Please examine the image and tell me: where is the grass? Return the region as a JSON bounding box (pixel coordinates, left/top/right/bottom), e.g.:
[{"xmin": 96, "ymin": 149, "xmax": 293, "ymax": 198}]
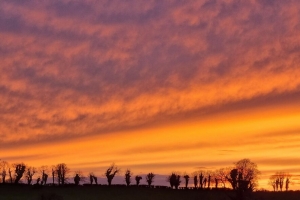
[{"xmin": 0, "ymin": 184, "xmax": 299, "ymax": 200}]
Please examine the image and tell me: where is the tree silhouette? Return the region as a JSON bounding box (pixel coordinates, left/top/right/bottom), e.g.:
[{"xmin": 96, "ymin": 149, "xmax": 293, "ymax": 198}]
[
  {"xmin": 193, "ymin": 175, "xmax": 198, "ymax": 188},
  {"xmin": 39, "ymin": 166, "xmax": 49, "ymax": 185},
  {"xmin": 8, "ymin": 168, "xmax": 13, "ymax": 183},
  {"xmin": 183, "ymin": 174, "xmax": 189, "ymax": 189},
  {"xmin": 146, "ymin": 172, "xmax": 155, "ymax": 187},
  {"xmin": 168, "ymin": 173, "xmax": 181, "ymax": 189},
  {"xmin": 269, "ymin": 172, "xmax": 292, "ymax": 192},
  {"xmin": 51, "ymin": 167, "xmax": 55, "ymax": 185},
  {"xmin": 89, "ymin": 173, "xmax": 94, "ymax": 185},
  {"xmin": 0, "ymin": 160, "xmax": 9, "ymax": 184},
  {"xmin": 208, "ymin": 174, "xmax": 211, "ymax": 189},
  {"xmin": 89, "ymin": 173, "xmax": 98, "ymax": 185},
  {"xmin": 74, "ymin": 171, "xmax": 85, "ymax": 185},
  {"xmin": 105, "ymin": 164, "xmax": 120, "ymax": 186},
  {"xmin": 135, "ymin": 175, "xmax": 142, "ymax": 186},
  {"xmin": 227, "ymin": 169, "xmax": 238, "ymax": 190},
  {"xmin": 125, "ymin": 169, "xmax": 132, "ymax": 186},
  {"xmin": 268, "ymin": 175, "xmax": 277, "ymax": 192},
  {"xmin": 286, "ymin": 176, "xmax": 290, "ymax": 191},
  {"xmin": 74, "ymin": 174, "xmax": 80, "ymax": 186},
  {"xmin": 235, "ymin": 159, "xmax": 260, "ymax": 191},
  {"xmin": 55, "ymin": 163, "xmax": 69, "ymax": 185},
  {"xmin": 215, "ymin": 168, "xmax": 230, "ymax": 188},
  {"xmin": 13, "ymin": 163, "xmax": 26, "ymax": 184},
  {"xmin": 199, "ymin": 173, "xmax": 204, "ymax": 189},
  {"xmin": 25, "ymin": 166, "xmax": 36, "ymax": 185}
]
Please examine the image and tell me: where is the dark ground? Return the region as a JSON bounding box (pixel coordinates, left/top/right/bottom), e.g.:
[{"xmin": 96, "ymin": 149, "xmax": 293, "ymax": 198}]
[{"xmin": 0, "ymin": 184, "xmax": 299, "ymax": 200}]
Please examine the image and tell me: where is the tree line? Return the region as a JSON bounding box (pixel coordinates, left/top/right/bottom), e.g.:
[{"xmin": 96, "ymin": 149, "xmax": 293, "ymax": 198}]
[{"xmin": 0, "ymin": 158, "xmax": 293, "ymax": 191}]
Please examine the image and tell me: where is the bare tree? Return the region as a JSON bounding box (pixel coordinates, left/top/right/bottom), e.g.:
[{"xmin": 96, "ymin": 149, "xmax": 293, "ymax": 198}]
[
  {"xmin": 167, "ymin": 173, "xmax": 181, "ymax": 189},
  {"xmin": 55, "ymin": 163, "xmax": 70, "ymax": 185},
  {"xmin": 89, "ymin": 173, "xmax": 98, "ymax": 185},
  {"xmin": 51, "ymin": 167, "xmax": 55, "ymax": 185},
  {"xmin": 285, "ymin": 175, "xmax": 291, "ymax": 191},
  {"xmin": 199, "ymin": 172, "xmax": 204, "ymax": 189},
  {"xmin": 13, "ymin": 163, "xmax": 26, "ymax": 184},
  {"xmin": 0, "ymin": 160, "xmax": 9, "ymax": 184},
  {"xmin": 124, "ymin": 169, "xmax": 132, "ymax": 186},
  {"xmin": 89, "ymin": 173, "xmax": 94, "ymax": 185},
  {"xmin": 193, "ymin": 175, "xmax": 198, "ymax": 189},
  {"xmin": 105, "ymin": 164, "xmax": 120, "ymax": 186},
  {"xmin": 227, "ymin": 159, "xmax": 260, "ymax": 192},
  {"xmin": 268, "ymin": 175, "xmax": 277, "ymax": 192},
  {"xmin": 183, "ymin": 174, "xmax": 190, "ymax": 189},
  {"xmin": 8, "ymin": 168, "xmax": 13, "ymax": 183},
  {"xmin": 39, "ymin": 165, "xmax": 49, "ymax": 185},
  {"xmin": 135, "ymin": 175, "xmax": 142, "ymax": 186},
  {"xmin": 146, "ymin": 172, "xmax": 155, "ymax": 187},
  {"xmin": 215, "ymin": 168, "xmax": 230, "ymax": 188},
  {"xmin": 25, "ymin": 166, "xmax": 36, "ymax": 185},
  {"xmin": 269, "ymin": 172, "xmax": 292, "ymax": 192}
]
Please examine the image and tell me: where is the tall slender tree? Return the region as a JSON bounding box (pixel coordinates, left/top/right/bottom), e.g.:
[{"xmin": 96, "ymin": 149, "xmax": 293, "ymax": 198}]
[{"xmin": 125, "ymin": 169, "xmax": 132, "ymax": 186}]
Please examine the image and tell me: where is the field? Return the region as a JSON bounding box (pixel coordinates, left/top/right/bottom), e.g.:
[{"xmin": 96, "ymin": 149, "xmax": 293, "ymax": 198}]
[{"xmin": 0, "ymin": 185, "xmax": 299, "ymax": 200}]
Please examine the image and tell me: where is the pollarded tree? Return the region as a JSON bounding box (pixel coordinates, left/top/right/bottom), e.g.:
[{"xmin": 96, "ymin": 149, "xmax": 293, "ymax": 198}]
[
  {"xmin": 168, "ymin": 173, "xmax": 181, "ymax": 189},
  {"xmin": 55, "ymin": 163, "xmax": 70, "ymax": 185},
  {"xmin": 105, "ymin": 164, "xmax": 120, "ymax": 186},
  {"xmin": 135, "ymin": 175, "xmax": 142, "ymax": 186},
  {"xmin": 125, "ymin": 169, "xmax": 132, "ymax": 186},
  {"xmin": 74, "ymin": 170, "xmax": 86, "ymax": 185},
  {"xmin": 285, "ymin": 175, "xmax": 291, "ymax": 191},
  {"xmin": 25, "ymin": 166, "xmax": 36, "ymax": 185},
  {"xmin": 0, "ymin": 160, "xmax": 9, "ymax": 183},
  {"xmin": 89, "ymin": 173, "xmax": 98, "ymax": 185},
  {"xmin": 146, "ymin": 172, "xmax": 155, "ymax": 187},
  {"xmin": 193, "ymin": 175, "xmax": 198, "ymax": 188},
  {"xmin": 39, "ymin": 165, "xmax": 49, "ymax": 185},
  {"xmin": 183, "ymin": 174, "xmax": 190, "ymax": 189},
  {"xmin": 13, "ymin": 163, "xmax": 26, "ymax": 184}
]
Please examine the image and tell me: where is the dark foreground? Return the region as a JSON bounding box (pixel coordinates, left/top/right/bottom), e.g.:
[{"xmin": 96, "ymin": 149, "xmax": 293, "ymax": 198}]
[{"xmin": 0, "ymin": 185, "xmax": 299, "ymax": 200}]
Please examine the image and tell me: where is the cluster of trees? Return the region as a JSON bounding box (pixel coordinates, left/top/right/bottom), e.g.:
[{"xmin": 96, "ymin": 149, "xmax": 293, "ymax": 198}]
[
  {"xmin": 0, "ymin": 158, "xmax": 293, "ymax": 191},
  {"xmin": 268, "ymin": 172, "xmax": 291, "ymax": 192},
  {"xmin": 166, "ymin": 159, "xmax": 261, "ymax": 191},
  {"xmin": 0, "ymin": 161, "xmax": 70, "ymax": 186}
]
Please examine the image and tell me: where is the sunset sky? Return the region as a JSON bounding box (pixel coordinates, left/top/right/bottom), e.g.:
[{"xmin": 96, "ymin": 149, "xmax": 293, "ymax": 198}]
[{"xmin": 1, "ymin": 0, "xmax": 300, "ymax": 189}]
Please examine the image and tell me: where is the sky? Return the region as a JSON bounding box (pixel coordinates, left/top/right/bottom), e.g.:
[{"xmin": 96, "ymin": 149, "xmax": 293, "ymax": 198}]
[{"xmin": 1, "ymin": 0, "xmax": 300, "ymax": 190}]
